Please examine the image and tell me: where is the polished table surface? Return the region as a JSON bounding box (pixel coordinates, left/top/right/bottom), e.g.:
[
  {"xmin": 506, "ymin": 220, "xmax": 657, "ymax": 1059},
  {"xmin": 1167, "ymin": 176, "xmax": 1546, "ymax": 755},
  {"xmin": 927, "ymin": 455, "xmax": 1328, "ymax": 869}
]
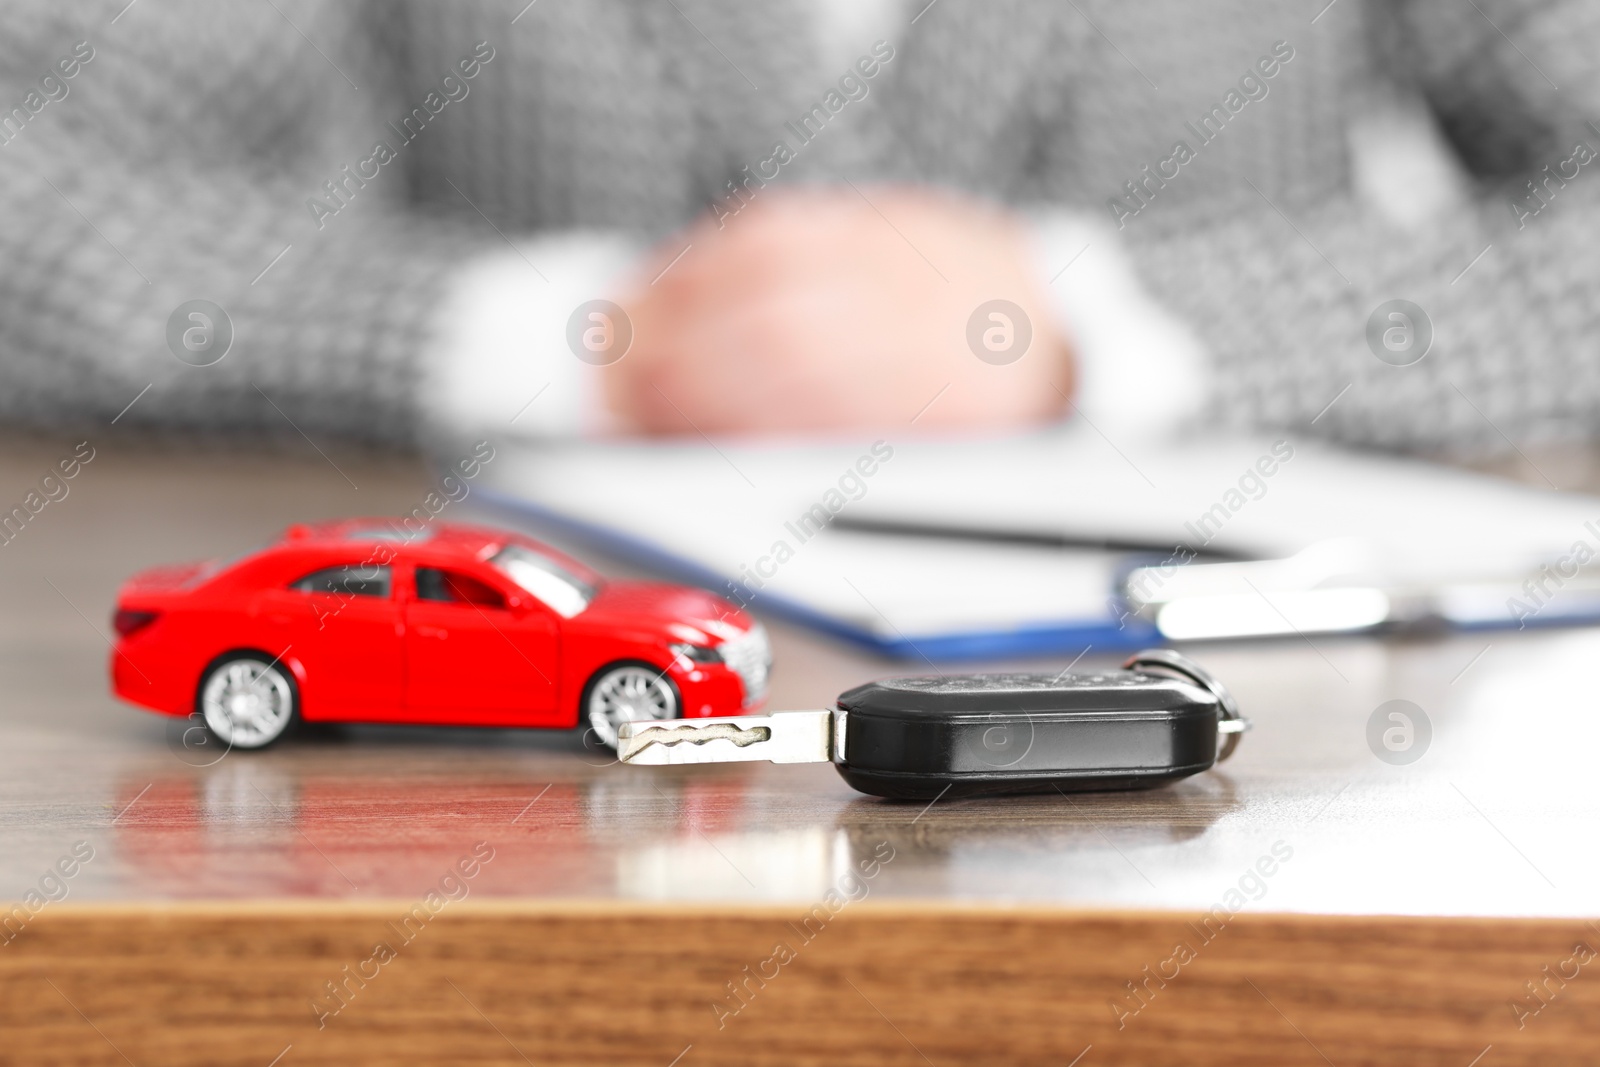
[{"xmin": 3, "ymin": 434, "xmax": 1599, "ymax": 1065}]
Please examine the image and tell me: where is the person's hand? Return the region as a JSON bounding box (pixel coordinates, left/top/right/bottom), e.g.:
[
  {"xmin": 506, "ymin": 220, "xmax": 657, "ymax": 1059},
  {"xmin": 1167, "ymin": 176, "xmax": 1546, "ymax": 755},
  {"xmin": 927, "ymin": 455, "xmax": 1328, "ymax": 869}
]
[{"xmin": 605, "ymin": 186, "xmax": 1074, "ymax": 435}]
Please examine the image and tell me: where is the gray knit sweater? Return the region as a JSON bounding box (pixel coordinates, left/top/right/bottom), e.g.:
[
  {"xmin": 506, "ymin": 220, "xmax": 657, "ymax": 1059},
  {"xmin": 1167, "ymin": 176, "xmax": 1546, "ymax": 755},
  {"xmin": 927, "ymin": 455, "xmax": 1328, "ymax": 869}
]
[{"xmin": 2, "ymin": 0, "xmax": 1596, "ymax": 450}]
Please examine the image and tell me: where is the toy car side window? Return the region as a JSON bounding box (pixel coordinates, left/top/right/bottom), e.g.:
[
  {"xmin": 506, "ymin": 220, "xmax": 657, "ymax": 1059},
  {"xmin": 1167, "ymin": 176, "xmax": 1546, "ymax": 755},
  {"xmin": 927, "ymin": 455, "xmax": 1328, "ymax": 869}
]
[
  {"xmin": 414, "ymin": 567, "xmax": 507, "ymax": 609},
  {"xmin": 290, "ymin": 564, "xmax": 392, "ymax": 599}
]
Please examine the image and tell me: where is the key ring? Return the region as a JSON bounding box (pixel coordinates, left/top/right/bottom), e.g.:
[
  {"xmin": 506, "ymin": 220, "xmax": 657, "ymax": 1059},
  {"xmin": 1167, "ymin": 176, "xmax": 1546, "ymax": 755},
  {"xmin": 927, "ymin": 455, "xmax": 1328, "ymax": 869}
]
[{"xmin": 1123, "ymin": 649, "xmax": 1250, "ymax": 762}]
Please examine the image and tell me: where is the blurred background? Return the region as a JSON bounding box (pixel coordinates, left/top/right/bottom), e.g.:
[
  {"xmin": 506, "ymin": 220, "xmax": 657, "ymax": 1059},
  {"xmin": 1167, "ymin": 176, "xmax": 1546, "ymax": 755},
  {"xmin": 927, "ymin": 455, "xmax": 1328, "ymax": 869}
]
[{"xmin": 3, "ymin": 0, "xmax": 1598, "ymax": 454}]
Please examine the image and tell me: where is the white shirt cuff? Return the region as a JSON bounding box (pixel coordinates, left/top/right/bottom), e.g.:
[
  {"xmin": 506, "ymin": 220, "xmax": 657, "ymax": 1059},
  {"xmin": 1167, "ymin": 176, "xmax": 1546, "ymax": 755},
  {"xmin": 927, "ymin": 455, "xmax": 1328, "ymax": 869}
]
[
  {"xmin": 1026, "ymin": 210, "xmax": 1210, "ymax": 439},
  {"xmin": 420, "ymin": 232, "xmax": 640, "ymax": 440}
]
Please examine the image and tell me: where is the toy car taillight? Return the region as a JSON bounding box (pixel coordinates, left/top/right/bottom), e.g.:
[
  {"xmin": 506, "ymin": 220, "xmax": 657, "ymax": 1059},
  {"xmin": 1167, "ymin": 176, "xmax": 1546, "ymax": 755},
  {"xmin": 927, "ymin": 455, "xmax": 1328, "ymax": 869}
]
[{"xmin": 113, "ymin": 609, "xmax": 160, "ymax": 637}]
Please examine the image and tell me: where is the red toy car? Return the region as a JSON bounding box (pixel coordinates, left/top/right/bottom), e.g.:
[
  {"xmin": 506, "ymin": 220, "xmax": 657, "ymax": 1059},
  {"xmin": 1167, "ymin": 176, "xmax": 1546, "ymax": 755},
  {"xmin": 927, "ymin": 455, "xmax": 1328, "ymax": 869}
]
[{"xmin": 110, "ymin": 519, "xmax": 769, "ymax": 750}]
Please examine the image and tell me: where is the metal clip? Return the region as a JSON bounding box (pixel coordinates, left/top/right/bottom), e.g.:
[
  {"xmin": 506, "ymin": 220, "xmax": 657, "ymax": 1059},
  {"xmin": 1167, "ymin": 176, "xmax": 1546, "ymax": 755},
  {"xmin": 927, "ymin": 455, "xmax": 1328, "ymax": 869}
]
[{"xmin": 1123, "ymin": 648, "xmax": 1251, "ymax": 762}]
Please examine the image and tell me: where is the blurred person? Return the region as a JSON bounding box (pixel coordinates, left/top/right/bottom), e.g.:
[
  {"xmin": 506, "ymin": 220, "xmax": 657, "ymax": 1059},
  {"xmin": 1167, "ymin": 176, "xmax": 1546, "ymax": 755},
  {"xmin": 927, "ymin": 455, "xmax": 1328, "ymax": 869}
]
[{"xmin": 0, "ymin": 0, "xmax": 1595, "ymax": 452}]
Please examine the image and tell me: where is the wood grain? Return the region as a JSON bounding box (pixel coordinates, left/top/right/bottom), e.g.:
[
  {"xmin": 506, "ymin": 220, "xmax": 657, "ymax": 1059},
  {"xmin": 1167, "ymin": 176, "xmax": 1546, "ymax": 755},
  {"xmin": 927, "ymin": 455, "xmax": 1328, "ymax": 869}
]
[{"xmin": 4, "ymin": 904, "xmax": 1599, "ymax": 1065}]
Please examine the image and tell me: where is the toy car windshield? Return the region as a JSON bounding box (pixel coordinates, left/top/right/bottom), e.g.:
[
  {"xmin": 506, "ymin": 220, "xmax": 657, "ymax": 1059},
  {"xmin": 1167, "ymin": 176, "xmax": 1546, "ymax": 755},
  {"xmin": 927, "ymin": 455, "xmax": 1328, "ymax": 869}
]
[{"xmin": 490, "ymin": 543, "xmax": 600, "ymax": 618}]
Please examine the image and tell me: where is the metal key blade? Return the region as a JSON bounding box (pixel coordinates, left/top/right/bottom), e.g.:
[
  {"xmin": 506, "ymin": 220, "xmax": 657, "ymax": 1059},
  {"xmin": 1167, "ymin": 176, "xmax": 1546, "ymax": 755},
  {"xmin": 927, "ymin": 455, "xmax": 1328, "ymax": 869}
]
[{"xmin": 618, "ymin": 710, "xmax": 834, "ymax": 766}]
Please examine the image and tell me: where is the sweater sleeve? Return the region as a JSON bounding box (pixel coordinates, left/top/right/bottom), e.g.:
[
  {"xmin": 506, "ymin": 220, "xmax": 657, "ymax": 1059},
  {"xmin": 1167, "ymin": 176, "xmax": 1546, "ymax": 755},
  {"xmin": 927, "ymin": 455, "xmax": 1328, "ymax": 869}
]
[
  {"xmin": 1115, "ymin": 0, "xmax": 1600, "ymax": 454},
  {"xmin": 0, "ymin": 2, "xmax": 492, "ymax": 446}
]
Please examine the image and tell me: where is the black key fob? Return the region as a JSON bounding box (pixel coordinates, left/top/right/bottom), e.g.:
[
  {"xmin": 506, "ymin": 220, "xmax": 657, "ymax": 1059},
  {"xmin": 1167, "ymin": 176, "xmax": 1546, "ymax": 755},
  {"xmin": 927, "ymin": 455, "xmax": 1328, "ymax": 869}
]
[{"xmin": 834, "ymin": 650, "xmax": 1247, "ymax": 800}]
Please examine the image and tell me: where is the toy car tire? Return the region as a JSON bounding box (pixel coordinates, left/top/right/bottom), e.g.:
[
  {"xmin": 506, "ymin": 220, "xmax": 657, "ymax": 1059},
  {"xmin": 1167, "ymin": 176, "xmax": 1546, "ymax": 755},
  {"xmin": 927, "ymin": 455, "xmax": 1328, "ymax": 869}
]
[
  {"xmin": 197, "ymin": 652, "xmax": 299, "ymax": 751},
  {"xmin": 582, "ymin": 661, "xmax": 680, "ymax": 751}
]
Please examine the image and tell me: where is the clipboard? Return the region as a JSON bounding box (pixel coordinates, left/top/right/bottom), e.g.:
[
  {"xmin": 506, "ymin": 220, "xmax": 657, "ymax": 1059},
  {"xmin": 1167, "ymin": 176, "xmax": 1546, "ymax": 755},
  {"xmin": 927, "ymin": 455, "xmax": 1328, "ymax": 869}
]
[{"xmin": 466, "ymin": 426, "xmax": 1600, "ymax": 659}]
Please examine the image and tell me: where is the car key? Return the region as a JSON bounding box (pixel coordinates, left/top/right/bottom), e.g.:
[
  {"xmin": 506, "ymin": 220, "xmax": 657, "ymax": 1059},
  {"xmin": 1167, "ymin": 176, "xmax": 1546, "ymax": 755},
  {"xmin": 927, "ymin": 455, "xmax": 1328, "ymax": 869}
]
[{"xmin": 618, "ymin": 649, "xmax": 1248, "ymax": 800}]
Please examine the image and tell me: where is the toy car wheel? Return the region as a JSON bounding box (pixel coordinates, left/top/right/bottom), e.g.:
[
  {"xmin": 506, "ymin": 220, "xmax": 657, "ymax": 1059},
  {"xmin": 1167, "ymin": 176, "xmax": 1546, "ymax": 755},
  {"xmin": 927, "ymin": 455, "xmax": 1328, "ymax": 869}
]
[
  {"xmin": 198, "ymin": 654, "xmax": 298, "ymax": 750},
  {"xmin": 585, "ymin": 662, "xmax": 679, "ymax": 751}
]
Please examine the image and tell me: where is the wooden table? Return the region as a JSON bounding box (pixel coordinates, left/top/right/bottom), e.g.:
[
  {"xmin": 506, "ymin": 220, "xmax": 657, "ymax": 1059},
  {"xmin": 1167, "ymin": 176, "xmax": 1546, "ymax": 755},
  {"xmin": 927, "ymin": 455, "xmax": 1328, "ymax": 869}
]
[{"xmin": 1, "ymin": 434, "xmax": 1597, "ymax": 1066}]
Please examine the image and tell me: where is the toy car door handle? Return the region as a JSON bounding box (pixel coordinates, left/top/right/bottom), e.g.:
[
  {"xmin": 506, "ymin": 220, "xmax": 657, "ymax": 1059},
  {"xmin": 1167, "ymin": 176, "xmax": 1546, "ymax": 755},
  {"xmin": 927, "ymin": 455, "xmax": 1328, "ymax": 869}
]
[{"xmin": 415, "ymin": 625, "xmax": 448, "ymax": 639}]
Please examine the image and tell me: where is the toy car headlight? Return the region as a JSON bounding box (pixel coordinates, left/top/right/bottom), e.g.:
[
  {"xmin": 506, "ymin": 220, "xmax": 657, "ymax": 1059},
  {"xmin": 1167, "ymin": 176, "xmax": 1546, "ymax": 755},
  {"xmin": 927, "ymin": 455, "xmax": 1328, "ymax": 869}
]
[{"xmin": 670, "ymin": 642, "xmax": 724, "ymax": 665}]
